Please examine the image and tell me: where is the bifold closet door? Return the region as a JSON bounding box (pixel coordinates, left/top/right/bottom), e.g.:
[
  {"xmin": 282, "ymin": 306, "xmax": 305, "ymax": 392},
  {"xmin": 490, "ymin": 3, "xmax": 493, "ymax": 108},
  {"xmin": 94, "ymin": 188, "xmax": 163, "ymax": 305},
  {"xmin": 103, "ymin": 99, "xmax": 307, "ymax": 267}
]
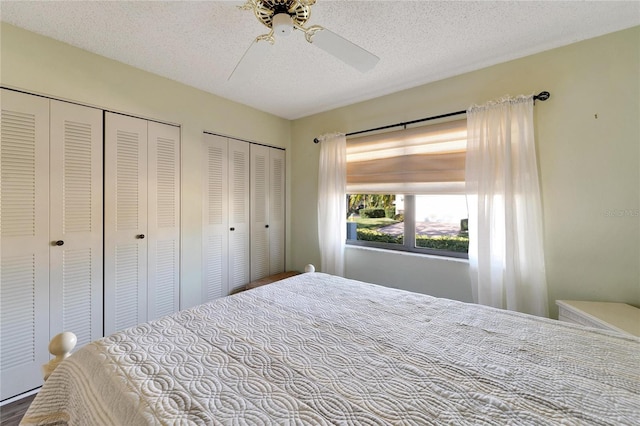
[
  {"xmin": 49, "ymin": 100, "xmax": 103, "ymax": 349},
  {"xmin": 147, "ymin": 122, "xmax": 180, "ymax": 321},
  {"xmin": 268, "ymin": 148, "xmax": 285, "ymax": 275},
  {"xmin": 250, "ymin": 145, "xmax": 270, "ymax": 281},
  {"xmin": 227, "ymin": 139, "xmax": 250, "ymax": 294},
  {"xmin": 105, "ymin": 113, "xmax": 180, "ymax": 333},
  {"xmin": 202, "ymin": 135, "xmax": 250, "ymax": 300},
  {"xmin": 104, "ymin": 113, "xmax": 148, "ymax": 334},
  {"xmin": 250, "ymin": 145, "xmax": 285, "ymax": 281},
  {"xmin": 1, "ymin": 91, "xmax": 103, "ymax": 401},
  {"xmin": 202, "ymin": 134, "xmax": 229, "ymax": 301},
  {"xmin": 0, "ymin": 90, "xmax": 50, "ymax": 400}
]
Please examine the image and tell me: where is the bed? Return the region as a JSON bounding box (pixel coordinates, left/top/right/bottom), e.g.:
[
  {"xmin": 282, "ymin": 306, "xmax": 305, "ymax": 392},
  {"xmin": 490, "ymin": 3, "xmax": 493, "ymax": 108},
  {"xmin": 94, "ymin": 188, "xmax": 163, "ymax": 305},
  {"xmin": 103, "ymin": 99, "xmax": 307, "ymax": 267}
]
[{"xmin": 22, "ymin": 272, "xmax": 640, "ymax": 425}]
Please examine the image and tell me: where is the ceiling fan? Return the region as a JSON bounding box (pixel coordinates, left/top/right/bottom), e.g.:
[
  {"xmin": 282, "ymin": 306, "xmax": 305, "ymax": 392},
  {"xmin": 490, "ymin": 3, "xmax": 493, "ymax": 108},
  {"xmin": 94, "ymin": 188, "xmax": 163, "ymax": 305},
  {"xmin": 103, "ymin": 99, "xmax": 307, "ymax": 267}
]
[{"xmin": 229, "ymin": 0, "xmax": 380, "ymax": 80}]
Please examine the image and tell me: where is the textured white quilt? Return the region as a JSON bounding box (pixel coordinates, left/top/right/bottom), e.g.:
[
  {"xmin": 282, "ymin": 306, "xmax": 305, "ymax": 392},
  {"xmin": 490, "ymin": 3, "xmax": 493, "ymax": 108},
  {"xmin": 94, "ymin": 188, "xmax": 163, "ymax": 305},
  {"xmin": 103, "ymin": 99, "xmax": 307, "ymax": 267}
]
[{"xmin": 22, "ymin": 273, "xmax": 640, "ymax": 425}]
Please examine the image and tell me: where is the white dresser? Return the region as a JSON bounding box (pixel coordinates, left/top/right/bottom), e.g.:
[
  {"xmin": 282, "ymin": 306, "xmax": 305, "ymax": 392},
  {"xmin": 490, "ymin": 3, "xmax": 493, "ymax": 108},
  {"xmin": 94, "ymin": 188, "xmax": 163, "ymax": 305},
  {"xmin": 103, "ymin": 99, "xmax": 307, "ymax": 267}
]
[{"xmin": 556, "ymin": 300, "xmax": 640, "ymax": 337}]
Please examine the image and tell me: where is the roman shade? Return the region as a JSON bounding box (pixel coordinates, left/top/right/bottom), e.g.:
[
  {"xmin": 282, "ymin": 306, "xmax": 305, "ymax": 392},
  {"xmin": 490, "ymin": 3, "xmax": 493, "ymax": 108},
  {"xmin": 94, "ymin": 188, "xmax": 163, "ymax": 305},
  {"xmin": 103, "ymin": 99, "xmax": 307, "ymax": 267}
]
[{"xmin": 346, "ymin": 119, "xmax": 467, "ymax": 194}]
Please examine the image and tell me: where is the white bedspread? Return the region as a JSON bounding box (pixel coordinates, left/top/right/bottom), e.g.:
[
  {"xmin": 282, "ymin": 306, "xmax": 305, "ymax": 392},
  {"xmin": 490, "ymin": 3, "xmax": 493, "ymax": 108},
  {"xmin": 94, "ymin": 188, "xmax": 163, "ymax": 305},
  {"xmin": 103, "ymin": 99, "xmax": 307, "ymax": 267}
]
[{"xmin": 22, "ymin": 273, "xmax": 640, "ymax": 425}]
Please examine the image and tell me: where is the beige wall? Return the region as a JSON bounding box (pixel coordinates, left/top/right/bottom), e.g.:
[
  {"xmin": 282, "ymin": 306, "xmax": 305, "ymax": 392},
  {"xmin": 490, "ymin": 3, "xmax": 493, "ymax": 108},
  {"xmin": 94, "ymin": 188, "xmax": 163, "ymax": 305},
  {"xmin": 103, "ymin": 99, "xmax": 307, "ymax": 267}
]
[
  {"xmin": 290, "ymin": 26, "xmax": 640, "ymax": 317},
  {"xmin": 0, "ymin": 23, "xmax": 292, "ymax": 310}
]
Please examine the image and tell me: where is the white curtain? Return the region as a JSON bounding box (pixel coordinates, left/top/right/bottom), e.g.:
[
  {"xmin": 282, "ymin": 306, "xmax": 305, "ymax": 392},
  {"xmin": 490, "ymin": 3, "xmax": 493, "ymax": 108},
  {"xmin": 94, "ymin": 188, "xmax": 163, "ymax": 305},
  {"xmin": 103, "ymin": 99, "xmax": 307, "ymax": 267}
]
[
  {"xmin": 317, "ymin": 132, "xmax": 346, "ymax": 276},
  {"xmin": 466, "ymin": 95, "xmax": 549, "ymax": 317}
]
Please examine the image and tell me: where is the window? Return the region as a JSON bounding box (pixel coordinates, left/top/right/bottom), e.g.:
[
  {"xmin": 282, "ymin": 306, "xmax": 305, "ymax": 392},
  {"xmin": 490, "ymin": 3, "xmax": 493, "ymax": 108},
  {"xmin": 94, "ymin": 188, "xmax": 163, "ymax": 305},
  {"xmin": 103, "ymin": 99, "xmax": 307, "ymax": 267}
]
[{"xmin": 345, "ymin": 119, "xmax": 468, "ymax": 258}]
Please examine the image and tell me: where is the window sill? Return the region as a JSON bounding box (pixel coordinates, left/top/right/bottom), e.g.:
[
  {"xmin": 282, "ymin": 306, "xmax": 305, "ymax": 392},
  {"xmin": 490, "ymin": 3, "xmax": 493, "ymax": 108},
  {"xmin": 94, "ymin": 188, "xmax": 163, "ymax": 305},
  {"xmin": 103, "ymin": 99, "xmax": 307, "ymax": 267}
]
[{"xmin": 345, "ymin": 244, "xmax": 469, "ymax": 264}]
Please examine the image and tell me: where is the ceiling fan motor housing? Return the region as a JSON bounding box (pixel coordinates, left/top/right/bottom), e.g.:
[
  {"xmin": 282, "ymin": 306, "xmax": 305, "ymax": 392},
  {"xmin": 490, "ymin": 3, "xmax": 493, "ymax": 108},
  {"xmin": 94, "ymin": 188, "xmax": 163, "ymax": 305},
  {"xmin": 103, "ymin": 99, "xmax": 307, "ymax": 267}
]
[
  {"xmin": 272, "ymin": 13, "xmax": 294, "ymax": 36},
  {"xmin": 252, "ymin": 0, "xmax": 314, "ymax": 30}
]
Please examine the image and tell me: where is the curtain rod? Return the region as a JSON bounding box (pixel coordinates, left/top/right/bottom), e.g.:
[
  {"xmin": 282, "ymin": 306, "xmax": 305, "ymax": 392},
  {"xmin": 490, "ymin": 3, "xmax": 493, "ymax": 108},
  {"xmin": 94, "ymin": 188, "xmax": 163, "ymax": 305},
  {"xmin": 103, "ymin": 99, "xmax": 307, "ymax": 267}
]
[{"xmin": 313, "ymin": 91, "xmax": 550, "ymax": 143}]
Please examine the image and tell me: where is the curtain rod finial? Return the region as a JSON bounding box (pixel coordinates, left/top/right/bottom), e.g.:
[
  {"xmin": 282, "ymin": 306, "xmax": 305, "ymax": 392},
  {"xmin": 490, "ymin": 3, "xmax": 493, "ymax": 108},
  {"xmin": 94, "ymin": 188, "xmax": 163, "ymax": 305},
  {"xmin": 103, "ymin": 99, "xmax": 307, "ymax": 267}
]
[
  {"xmin": 313, "ymin": 137, "xmax": 320, "ymax": 144},
  {"xmin": 535, "ymin": 91, "xmax": 550, "ymax": 101}
]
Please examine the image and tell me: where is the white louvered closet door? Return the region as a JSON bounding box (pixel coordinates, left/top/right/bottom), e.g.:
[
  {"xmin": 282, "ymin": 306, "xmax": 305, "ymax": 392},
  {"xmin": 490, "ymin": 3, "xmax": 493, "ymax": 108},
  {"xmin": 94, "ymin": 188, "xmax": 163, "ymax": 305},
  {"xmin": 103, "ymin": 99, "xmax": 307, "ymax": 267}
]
[
  {"xmin": 202, "ymin": 134, "xmax": 229, "ymax": 301},
  {"xmin": 104, "ymin": 112, "xmax": 148, "ymax": 335},
  {"xmin": 250, "ymin": 144, "xmax": 270, "ymax": 281},
  {"xmin": 49, "ymin": 100, "xmax": 103, "ymax": 349},
  {"xmin": 147, "ymin": 122, "xmax": 180, "ymax": 321},
  {"xmin": 250, "ymin": 145, "xmax": 285, "ymax": 281},
  {"xmin": 269, "ymin": 148, "xmax": 286, "ymax": 275},
  {"xmin": 228, "ymin": 139, "xmax": 250, "ymax": 294},
  {"xmin": 0, "ymin": 90, "xmax": 50, "ymax": 400}
]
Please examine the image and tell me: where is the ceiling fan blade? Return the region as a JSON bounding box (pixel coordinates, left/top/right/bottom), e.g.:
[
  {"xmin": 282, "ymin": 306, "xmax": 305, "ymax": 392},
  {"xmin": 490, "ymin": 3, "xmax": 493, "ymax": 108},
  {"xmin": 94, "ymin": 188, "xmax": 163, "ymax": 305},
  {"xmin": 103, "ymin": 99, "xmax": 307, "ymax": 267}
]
[
  {"xmin": 309, "ymin": 28, "xmax": 379, "ymax": 73},
  {"xmin": 228, "ymin": 38, "xmax": 271, "ymax": 81}
]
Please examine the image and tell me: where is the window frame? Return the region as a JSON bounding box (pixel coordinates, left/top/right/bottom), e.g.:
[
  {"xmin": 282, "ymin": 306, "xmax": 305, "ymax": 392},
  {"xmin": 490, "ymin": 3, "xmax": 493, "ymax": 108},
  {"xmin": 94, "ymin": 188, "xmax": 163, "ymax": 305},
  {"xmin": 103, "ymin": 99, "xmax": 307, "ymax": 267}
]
[{"xmin": 345, "ymin": 194, "xmax": 469, "ymax": 259}]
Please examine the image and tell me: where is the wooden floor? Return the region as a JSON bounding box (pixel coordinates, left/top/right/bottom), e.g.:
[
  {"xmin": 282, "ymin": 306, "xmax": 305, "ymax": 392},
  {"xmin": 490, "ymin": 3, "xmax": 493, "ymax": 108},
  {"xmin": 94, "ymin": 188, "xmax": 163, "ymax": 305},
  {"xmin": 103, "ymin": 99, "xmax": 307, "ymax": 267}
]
[{"xmin": 1, "ymin": 394, "xmax": 36, "ymax": 426}]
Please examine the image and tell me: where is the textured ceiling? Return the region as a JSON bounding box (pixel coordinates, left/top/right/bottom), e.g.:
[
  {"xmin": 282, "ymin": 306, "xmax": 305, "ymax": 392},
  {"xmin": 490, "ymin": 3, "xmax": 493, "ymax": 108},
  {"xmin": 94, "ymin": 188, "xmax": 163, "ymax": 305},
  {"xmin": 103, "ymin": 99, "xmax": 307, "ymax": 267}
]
[{"xmin": 1, "ymin": 1, "xmax": 639, "ymax": 120}]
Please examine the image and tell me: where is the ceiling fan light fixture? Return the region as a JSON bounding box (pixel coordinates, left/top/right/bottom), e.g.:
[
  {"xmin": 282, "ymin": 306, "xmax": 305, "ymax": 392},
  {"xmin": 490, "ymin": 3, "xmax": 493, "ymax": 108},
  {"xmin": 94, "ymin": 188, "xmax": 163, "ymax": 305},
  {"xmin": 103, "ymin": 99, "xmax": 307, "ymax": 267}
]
[{"xmin": 272, "ymin": 13, "xmax": 293, "ymax": 36}]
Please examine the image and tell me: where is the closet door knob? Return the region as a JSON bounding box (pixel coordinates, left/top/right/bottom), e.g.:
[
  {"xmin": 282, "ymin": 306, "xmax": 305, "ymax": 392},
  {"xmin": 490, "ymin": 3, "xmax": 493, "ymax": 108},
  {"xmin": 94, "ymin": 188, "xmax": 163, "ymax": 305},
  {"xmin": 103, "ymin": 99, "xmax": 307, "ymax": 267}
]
[
  {"xmin": 265, "ymin": 225, "xmax": 269, "ymax": 228},
  {"xmin": 230, "ymin": 227, "xmax": 235, "ymax": 231},
  {"xmin": 136, "ymin": 234, "xmax": 145, "ymax": 239},
  {"xmin": 54, "ymin": 240, "xmax": 64, "ymax": 246}
]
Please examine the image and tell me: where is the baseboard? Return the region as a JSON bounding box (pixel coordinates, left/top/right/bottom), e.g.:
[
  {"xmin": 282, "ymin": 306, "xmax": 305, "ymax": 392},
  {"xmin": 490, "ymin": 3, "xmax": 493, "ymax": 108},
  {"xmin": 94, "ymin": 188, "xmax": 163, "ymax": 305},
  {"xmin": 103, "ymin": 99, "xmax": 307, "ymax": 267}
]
[{"xmin": 1, "ymin": 388, "xmax": 40, "ymax": 407}]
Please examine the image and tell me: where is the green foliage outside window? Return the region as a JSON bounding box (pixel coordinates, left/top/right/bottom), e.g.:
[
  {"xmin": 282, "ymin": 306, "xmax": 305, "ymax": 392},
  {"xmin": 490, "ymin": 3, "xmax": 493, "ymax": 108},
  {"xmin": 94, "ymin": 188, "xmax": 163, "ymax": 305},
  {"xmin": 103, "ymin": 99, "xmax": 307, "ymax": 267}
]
[
  {"xmin": 359, "ymin": 208, "xmax": 386, "ymax": 218},
  {"xmin": 356, "ymin": 228, "xmax": 469, "ymax": 253}
]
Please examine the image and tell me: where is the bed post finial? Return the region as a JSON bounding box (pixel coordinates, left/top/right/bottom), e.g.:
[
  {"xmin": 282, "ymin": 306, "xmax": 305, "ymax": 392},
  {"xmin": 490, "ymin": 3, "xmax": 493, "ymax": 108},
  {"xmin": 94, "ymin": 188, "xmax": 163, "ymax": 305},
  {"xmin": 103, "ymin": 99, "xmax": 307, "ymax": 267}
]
[
  {"xmin": 304, "ymin": 264, "xmax": 315, "ymax": 273},
  {"xmin": 43, "ymin": 332, "xmax": 77, "ymax": 381}
]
